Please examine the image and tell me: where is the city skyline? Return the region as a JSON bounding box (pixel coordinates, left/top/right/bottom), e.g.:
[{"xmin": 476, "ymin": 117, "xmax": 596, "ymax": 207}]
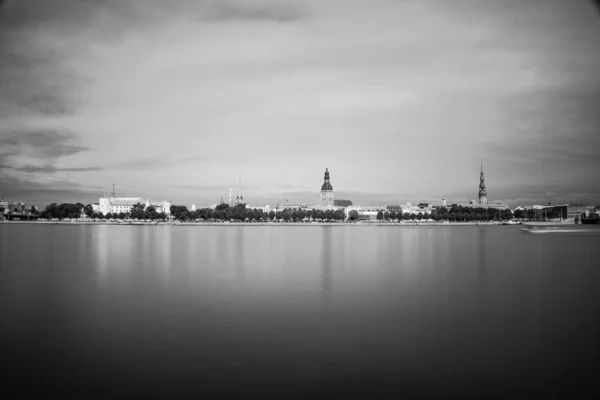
[{"xmin": 1, "ymin": 0, "xmax": 599, "ymax": 208}]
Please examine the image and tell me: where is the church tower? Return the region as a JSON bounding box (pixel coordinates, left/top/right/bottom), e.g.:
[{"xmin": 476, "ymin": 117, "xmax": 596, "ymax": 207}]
[
  {"xmin": 478, "ymin": 161, "xmax": 487, "ymax": 205},
  {"xmin": 320, "ymin": 167, "xmax": 334, "ymax": 206}
]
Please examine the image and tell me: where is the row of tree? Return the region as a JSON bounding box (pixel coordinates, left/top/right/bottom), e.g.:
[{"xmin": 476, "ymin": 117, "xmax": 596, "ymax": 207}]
[
  {"xmin": 174, "ymin": 204, "xmax": 347, "ymax": 222},
  {"xmin": 29, "ymin": 202, "xmax": 519, "ymax": 222},
  {"xmin": 1, "ymin": 206, "xmax": 38, "ymax": 215},
  {"xmin": 40, "ymin": 203, "xmax": 83, "ymax": 219},
  {"xmin": 366, "ymin": 206, "xmax": 514, "ymax": 222}
]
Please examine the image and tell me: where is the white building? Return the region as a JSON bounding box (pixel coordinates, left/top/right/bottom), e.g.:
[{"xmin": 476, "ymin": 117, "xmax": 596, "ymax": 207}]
[
  {"xmin": 93, "ymin": 191, "xmax": 171, "ymax": 215},
  {"xmin": 247, "ymin": 204, "xmax": 272, "ymax": 213},
  {"xmin": 345, "ymin": 205, "xmax": 387, "ymax": 219}
]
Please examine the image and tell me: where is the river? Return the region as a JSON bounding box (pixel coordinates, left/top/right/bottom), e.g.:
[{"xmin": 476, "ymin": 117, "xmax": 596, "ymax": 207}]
[{"xmin": 1, "ymin": 224, "xmax": 599, "ymax": 398}]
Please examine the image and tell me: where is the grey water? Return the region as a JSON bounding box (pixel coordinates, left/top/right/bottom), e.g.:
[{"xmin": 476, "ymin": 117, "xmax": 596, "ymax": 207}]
[{"xmin": 1, "ymin": 224, "xmax": 599, "ymax": 398}]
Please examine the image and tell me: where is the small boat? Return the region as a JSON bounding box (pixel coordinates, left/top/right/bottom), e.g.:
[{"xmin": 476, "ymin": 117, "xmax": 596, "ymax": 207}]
[
  {"xmin": 501, "ymin": 221, "xmax": 522, "ymax": 225},
  {"xmin": 522, "ymin": 225, "xmax": 600, "ymax": 234}
]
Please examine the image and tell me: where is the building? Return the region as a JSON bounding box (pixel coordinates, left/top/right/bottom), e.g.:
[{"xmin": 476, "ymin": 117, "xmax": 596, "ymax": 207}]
[
  {"xmin": 320, "ymin": 167, "xmax": 334, "ymax": 206},
  {"xmin": 539, "ymin": 203, "xmax": 587, "ymax": 220},
  {"xmin": 235, "ymin": 172, "xmax": 245, "ymax": 206},
  {"xmin": 345, "ymin": 204, "xmax": 387, "ymax": 220},
  {"xmin": 385, "ymin": 204, "xmax": 403, "ymax": 212},
  {"xmin": 247, "ymin": 204, "xmax": 272, "ymax": 213},
  {"xmin": 404, "ymin": 203, "xmax": 432, "ymax": 215},
  {"xmin": 4, "ymin": 201, "xmax": 27, "ymax": 213},
  {"xmin": 334, "ymin": 199, "xmax": 353, "ymax": 207},
  {"xmin": 436, "ymin": 163, "xmax": 507, "ymax": 211},
  {"xmin": 478, "ymin": 161, "xmax": 487, "ymax": 205},
  {"xmin": 93, "ymin": 188, "xmax": 171, "ymax": 215},
  {"xmin": 275, "ymin": 199, "xmax": 309, "ymax": 212}
]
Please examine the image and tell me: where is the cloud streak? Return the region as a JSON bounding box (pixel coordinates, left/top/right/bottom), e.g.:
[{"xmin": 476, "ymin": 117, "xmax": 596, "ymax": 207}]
[{"xmin": 1, "ymin": 0, "xmax": 599, "ymax": 207}]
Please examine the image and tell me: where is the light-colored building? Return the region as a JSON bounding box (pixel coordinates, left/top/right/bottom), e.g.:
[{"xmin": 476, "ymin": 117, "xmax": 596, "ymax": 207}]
[
  {"xmin": 345, "ymin": 204, "xmax": 387, "ymax": 220},
  {"xmin": 247, "ymin": 204, "xmax": 272, "ymax": 213},
  {"xmin": 93, "ymin": 190, "xmax": 171, "ymax": 215}
]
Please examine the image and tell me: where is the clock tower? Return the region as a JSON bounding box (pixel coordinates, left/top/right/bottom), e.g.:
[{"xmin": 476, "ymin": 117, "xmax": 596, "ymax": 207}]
[{"xmin": 320, "ymin": 167, "xmax": 334, "ymax": 206}]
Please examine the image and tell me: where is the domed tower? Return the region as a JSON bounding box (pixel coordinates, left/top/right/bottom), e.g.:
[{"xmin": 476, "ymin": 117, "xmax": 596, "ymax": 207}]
[
  {"xmin": 478, "ymin": 161, "xmax": 487, "ymax": 205},
  {"xmin": 320, "ymin": 167, "xmax": 334, "ymax": 206}
]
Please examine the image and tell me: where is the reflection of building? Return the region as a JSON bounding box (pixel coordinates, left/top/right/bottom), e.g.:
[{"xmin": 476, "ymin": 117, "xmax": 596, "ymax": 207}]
[{"xmin": 320, "ymin": 168, "xmax": 334, "ymax": 206}]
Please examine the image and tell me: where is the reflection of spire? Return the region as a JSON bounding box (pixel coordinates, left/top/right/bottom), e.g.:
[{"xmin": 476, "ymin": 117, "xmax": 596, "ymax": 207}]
[{"xmin": 321, "ymin": 227, "xmax": 333, "ymax": 308}]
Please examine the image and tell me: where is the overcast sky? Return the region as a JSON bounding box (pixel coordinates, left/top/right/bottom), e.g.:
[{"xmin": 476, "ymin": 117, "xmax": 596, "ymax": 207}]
[{"xmin": 1, "ymin": 0, "xmax": 599, "ymax": 208}]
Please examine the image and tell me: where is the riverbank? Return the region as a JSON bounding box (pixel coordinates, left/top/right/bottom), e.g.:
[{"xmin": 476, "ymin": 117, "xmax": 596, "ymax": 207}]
[{"xmin": 1, "ymin": 220, "xmax": 510, "ymax": 226}]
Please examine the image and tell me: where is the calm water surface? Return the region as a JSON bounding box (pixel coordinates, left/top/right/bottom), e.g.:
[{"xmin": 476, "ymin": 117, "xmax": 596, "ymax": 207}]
[{"xmin": 1, "ymin": 224, "xmax": 599, "ymax": 398}]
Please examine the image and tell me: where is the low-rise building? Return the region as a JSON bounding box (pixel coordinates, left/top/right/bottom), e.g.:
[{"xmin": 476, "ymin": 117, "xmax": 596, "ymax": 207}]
[
  {"xmin": 92, "ymin": 191, "xmax": 171, "ymax": 215},
  {"xmin": 247, "ymin": 204, "xmax": 272, "ymax": 213}
]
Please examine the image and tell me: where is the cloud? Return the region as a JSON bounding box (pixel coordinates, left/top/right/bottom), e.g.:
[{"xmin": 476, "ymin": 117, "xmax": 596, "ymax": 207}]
[
  {"xmin": 1, "ymin": 0, "xmax": 599, "ymax": 208},
  {"xmin": 114, "ymin": 155, "xmax": 204, "ymax": 170},
  {"xmin": 198, "ymin": 1, "xmax": 305, "ymax": 23},
  {"xmin": 0, "ymin": 173, "xmax": 103, "ymax": 205},
  {"xmin": 0, "ymin": 164, "xmax": 103, "ymax": 173},
  {"xmin": 0, "ymin": 128, "xmax": 89, "ymax": 159},
  {"xmin": 0, "ymin": 128, "xmax": 95, "ymax": 175}
]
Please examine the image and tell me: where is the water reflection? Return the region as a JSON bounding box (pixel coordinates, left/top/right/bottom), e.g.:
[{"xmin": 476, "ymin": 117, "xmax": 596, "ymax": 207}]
[
  {"xmin": 233, "ymin": 227, "xmax": 246, "ymax": 287},
  {"xmin": 2, "ymin": 224, "xmax": 600, "ymax": 398},
  {"xmin": 321, "ymin": 227, "xmax": 333, "ymax": 307},
  {"xmin": 477, "ymin": 227, "xmax": 487, "ymax": 306},
  {"xmin": 96, "ymin": 225, "xmax": 109, "ymax": 284}
]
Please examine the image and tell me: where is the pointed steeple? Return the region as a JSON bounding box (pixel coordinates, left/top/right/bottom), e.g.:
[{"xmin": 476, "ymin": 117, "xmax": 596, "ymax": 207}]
[
  {"xmin": 478, "ymin": 161, "xmax": 487, "ymax": 204},
  {"xmin": 321, "ymin": 167, "xmax": 332, "ymax": 191},
  {"xmin": 238, "ymin": 171, "xmax": 243, "ymax": 202}
]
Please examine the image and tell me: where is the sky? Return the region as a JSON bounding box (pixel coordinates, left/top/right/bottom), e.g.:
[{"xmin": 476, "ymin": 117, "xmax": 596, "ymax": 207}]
[{"xmin": 1, "ymin": 0, "xmax": 599, "ymax": 208}]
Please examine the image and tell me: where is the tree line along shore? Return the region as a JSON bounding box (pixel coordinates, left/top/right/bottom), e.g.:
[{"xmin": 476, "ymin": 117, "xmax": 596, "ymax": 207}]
[{"xmin": 0, "ymin": 201, "xmax": 529, "ymax": 223}]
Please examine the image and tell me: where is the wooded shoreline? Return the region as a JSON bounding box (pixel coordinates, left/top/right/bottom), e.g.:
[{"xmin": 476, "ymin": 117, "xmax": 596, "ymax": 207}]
[{"xmin": 1, "ymin": 220, "xmax": 558, "ymax": 226}]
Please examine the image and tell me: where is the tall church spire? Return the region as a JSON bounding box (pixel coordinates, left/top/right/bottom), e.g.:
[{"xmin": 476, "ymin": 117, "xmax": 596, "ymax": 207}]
[
  {"xmin": 320, "ymin": 167, "xmax": 334, "ymax": 206},
  {"xmin": 478, "ymin": 161, "xmax": 487, "ymax": 205}
]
